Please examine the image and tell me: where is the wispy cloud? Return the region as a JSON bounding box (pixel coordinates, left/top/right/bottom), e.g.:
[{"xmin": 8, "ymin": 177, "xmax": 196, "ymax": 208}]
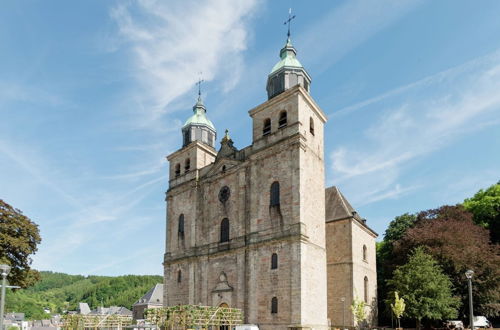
[
  {"xmin": 299, "ymin": 0, "xmax": 423, "ymax": 73},
  {"xmin": 110, "ymin": 0, "xmax": 260, "ymax": 130},
  {"xmin": 330, "ymin": 50, "xmax": 500, "ymax": 205}
]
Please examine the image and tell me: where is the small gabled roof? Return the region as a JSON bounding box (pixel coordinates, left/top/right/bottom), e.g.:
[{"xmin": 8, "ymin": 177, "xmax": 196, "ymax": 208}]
[
  {"xmin": 325, "ymin": 186, "xmax": 362, "ymax": 222},
  {"xmin": 133, "ymin": 283, "xmax": 164, "ymax": 306},
  {"xmin": 325, "ymin": 186, "xmax": 378, "ymax": 237}
]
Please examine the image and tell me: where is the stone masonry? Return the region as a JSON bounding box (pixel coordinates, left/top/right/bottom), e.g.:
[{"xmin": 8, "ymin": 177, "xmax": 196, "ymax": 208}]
[{"xmin": 163, "ymin": 37, "xmax": 377, "ymax": 330}]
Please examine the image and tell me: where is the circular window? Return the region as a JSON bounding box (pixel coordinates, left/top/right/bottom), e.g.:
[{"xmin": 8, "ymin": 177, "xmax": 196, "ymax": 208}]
[{"xmin": 218, "ymin": 186, "xmax": 230, "ymax": 203}]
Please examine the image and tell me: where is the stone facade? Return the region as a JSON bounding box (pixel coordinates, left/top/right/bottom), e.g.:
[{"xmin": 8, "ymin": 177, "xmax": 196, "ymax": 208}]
[
  {"xmin": 163, "ymin": 38, "xmax": 377, "ymax": 330},
  {"xmin": 325, "ymin": 187, "xmax": 378, "ymax": 327}
]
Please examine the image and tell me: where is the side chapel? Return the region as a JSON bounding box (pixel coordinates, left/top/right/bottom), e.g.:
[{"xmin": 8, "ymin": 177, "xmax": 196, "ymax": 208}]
[{"xmin": 163, "ymin": 28, "xmax": 377, "ymax": 330}]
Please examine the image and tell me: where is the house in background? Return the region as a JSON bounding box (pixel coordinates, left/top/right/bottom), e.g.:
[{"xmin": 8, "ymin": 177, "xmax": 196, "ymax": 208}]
[{"xmin": 132, "ymin": 283, "xmax": 164, "ymax": 320}]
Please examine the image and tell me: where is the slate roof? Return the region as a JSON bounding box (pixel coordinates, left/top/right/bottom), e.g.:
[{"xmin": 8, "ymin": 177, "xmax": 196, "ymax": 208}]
[
  {"xmin": 133, "ymin": 283, "xmax": 164, "ymax": 306},
  {"xmin": 325, "ymin": 186, "xmax": 378, "ymax": 236},
  {"xmin": 90, "ymin": 306, "xmax": 132, "ymax": 316}
]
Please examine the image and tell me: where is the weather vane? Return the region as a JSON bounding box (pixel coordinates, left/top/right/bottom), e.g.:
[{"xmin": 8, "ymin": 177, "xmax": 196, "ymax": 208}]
[
  {"xmin": 196, "ymin": 72, "xmax": 204, "ymax": 97},
  {"xmin": 284, "ymin": 8, "xmax": 296, "ymax": 38}
]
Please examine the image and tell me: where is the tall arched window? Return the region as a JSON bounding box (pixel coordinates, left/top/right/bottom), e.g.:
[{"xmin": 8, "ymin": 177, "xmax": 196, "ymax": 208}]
[
  {"xmin": 363, "ymin": 245, "xmax": 367, "ymax": 261},
  {"xmin": 278, "ymin": 111, "xmax": 287, "ymax": 128},
  {"xmin": 270, "ymin": 182, "xmax": 280, "ymax": 206},
  {"xmin": 220, "ymin": 218, "xmax": 230, "ymax": 243},
  {"xmin": 271, "ymin": 253, "xmax": 278, "ymax": 269},
  {"xmin": 364, "ymin": 276, "xmax": 369, "ymax": 303},
  {"xmin": 178, "ymin": 214, "xmax": 185, "ymax": 239},
  {"xmin": 271, "ymin": 297, "xmax": 278, "ymax": 314},
  {"xmin": 263, "ymin": 118, "xmax": 271, "ymax": 136},
  {"xmin": 177, "ymin": 270, "xmax": 182, "ymax": 283},
  {"xmin": 184, "ymin": 158, "xmax": 191, "ymax": 172},
  {"xmin": 310, "ymin": 117, "xmax": 315, "ymax": 135},
  {"xmin": 174, "ymin": 164, "xmax": 181, "ymax": 177}
]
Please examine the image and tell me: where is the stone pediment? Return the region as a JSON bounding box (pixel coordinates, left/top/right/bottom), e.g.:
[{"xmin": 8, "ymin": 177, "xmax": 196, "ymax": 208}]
[
  {"xmin": 212, "ymin": 272, "xmax": 233, "ymax": 293},
  {"xmin": 205, "ymin": 158, "xmax": 241, "ymax": 178}
]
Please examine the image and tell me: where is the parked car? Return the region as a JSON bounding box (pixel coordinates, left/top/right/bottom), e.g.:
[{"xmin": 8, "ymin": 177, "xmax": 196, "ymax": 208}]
[
  {"xmin": 445, "ymin": 320, "xmax": 464, "ymax": 330},
  {"xmin": 473, "ymin": 316, "xmax": 492, "ymax": 328}
]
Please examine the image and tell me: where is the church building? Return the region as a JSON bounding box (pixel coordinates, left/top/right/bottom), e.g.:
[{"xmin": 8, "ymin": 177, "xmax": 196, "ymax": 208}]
[{"xmin": 163, "ymin": 31, "xmax": 377, "ymax": 330}]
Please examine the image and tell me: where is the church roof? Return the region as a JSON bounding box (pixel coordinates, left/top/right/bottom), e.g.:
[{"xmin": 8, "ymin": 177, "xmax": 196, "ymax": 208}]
[
  {"xmin": 133, "ymin": 283, "xmax": 164, "ymax": 306},
  {"xmin": 183, "ymin": 96, "xmax": 216, "ymax": 131},
  {"xmin": 325, "ymin": 186, "xmax": 378, "ymax": 236},
  {"xmin": 325, "ymin": 186, "xmax": 361, "ymax": 222},
  {"xmin": 269, "ymin": 38, "xmax": 304, "ymax": 74}
]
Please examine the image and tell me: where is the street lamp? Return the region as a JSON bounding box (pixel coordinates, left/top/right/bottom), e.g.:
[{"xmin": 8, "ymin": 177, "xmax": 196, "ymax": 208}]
[
  {"xmin": 465, "ymin": 270, "xmax": 474, "ymax": 330},
  {"xmin": 340, "ymin": 297, "xmax": 346, "ymax": 329},
  {"xmin": 0, "ymin": 264, "xmax": 11, "ymax": 330}
]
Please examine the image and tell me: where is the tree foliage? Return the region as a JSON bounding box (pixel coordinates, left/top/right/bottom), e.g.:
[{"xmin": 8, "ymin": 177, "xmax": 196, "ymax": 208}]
[
  {"xmin": 0, "ymin": 199, "xmax": 41, "ymax": 288},
  {"xmin": 394, "ymin": 205, "xmax": 500, "ymax": 317},
  {"xmin": 6, "ymin": 271, "xmax": 163, "ymax": 319},
  {"xmin": 463, "ymin": 182, "xmax": 500, "ymax": 243},
  {"xmin": 351, "ymin": 296, "xmax": 367, "ymax": 329},
  {"xmin": 391, "ymin": 291, "xmax": 405, "ymax": 328},
  {"xmin": 387, "ymin": 247, "xmax": 459, "ymax": 329},
  {"xmin": 383, "ymin": 213, "xmax": 417, "ymax": 243},
  {"xmin": 377, "ymin": 183, "xmax": 500, "ymax": 325}
]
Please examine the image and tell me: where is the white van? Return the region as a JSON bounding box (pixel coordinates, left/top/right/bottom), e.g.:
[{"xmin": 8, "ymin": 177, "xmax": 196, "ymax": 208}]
[
  {"xmin": 234, "ymin": 325, "xmax": 259, "ymax": 330},
  {"xmin": 473, "ymin": 316, "xmax": 492, "ymax": 328}
]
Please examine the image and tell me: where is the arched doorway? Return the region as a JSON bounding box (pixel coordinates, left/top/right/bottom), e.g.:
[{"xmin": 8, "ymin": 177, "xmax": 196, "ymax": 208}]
[{"xmin": 219, "ymin": 303, "xmax": 229, "ymax": 330}]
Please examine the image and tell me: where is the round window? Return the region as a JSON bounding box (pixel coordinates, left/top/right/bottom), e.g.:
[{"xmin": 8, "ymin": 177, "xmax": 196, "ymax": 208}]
[{"xmin": 218, "ymin": 186, "xmax": 230, "ymax": 203}]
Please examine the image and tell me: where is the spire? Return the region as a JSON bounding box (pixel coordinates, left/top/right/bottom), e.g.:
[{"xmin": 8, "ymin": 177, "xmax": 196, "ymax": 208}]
[
  {"xmin": 181, "ymin": 80, "xmax": 216, "ymax": 148},
  {"xmin": 266, "ymin": 9, "xmax": 311, "ymax": 99}
]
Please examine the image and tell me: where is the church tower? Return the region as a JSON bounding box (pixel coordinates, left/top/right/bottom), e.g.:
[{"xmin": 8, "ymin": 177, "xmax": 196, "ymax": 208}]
[
  {"xmin": 166, "ymin": 92, "xmax": 217, "ymax": 189},
  {"xmin": 163, "ymin": 13, "xmax": 341, "ymax": 330}
]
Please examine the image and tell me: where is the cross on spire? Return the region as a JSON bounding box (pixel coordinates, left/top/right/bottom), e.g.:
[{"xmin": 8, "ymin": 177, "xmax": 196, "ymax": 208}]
[
  {"xmin": 196, "ymin": 72, "xmax": 204, "ymax": 97},
  {"xmin": 283, "ymin": 8, "xmax": 296, "ymax": 38}
]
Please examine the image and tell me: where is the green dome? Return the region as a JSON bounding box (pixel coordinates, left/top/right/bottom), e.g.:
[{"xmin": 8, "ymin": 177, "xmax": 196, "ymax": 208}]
[
  {"xmin": 182, "ymin": 97, "xmax": 215, "ymax": 131},
  {"xmin": 270, "ymin": 38, "xmax": 304, "ymax": 74}
]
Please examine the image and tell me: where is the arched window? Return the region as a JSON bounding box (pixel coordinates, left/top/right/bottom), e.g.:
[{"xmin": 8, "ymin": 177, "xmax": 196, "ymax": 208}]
[
  {"xmin": 177, "ymin": 270, "xmax": 182, "ymax": 283},
  {"xmin": 310, "ymin": 117, "xmax": 315, "ymax": 135},
  {"xmin": 270, "ymin": 181, "xmax": 280, "ymax": 206},
  {"xmin": 184, "ymin": 158, "xmax": 191, "ymax": 172},
  {"xmin": 363, "ymin": 245, "xmax": 367, "ymax": 261},
  {"xmin": 174, "ymin": 164, "xmax": 181, "ymax": 177},
  {"xmin": 364, "ymin": 276, "xmax": 369, "ymax": 303},
  {"xmin": 220, "ymin": 218, "xmax": 230, "ymax": 243},
  {"xmin": 278, "ymin": 111, "xmax": 287, "ymax": 128},
  {"xmin": 271, "ymin": 297, "xmax": 278, "ymax": 314},
  {"xmin": 271, "ymin": 253, "xmax": 278, "ymax": 269},
  {"xmin": 263, "ymin": 118, "xmax": 271, "ymax": 136},
  {"xmin": 178, "ymin": 214, "xmax": 184, "ymax": 239}
]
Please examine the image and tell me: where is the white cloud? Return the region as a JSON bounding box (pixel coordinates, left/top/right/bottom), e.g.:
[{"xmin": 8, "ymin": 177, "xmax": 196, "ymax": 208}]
[
  {"xmin": 110, "ymin": 0, "xmax": 260, "ymax": 130},
  {"xmin": 330, "ymin": 50, "xmax": 500, "ymax": 205}
]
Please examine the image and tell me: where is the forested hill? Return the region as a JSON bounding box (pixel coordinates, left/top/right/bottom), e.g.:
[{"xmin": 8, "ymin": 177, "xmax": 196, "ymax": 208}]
[{"xmin": 5, "ymin": 271, "xmax": 163, "ymax": 320}]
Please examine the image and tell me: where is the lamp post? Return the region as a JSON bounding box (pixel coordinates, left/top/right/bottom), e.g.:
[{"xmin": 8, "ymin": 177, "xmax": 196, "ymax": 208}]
[
  {"xmin": 465, "ymin": 270, "xmax": 474, "ymax": 330},
  {"xmin": 0, "ymin": 264, "xmax": 11, "ymax": 330},
  {"xmin": 341, "ymin": 297, "xmax": 346, "ymax": 329}
]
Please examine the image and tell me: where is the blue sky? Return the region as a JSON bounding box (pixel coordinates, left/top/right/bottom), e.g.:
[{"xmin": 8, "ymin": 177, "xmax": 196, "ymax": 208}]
[{"xmin": 1, "ymin": 0, "xmax": 499, "ymax": 276}]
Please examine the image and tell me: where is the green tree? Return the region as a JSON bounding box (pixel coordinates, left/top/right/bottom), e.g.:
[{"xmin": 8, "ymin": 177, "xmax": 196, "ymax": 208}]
[
  {"xmin": 351, "ymin": 296, "xmax": 367, "ymax": 329},
  {"xmin": 394, "ymin": 205, "xmax": 500, "ymax": 317},
  {"xmin": 391, "ymin": 291, "xmax": 405, "ymax": 329},
  {"xmin": 0, "ymin": 199, "xmax": 41, "ymax": 288},
  {"xmin": 376, "ymin": 213, "xmax": 417, "ymax": 325},
  {"xmin": 463, "ymin": 182, "xmax": 500, "ymax": 243},
  {"xmin": 384, "ymin": 213, "xmax": 417, "ymax": 243},
  {"xmin": 387, "ymin": 247, "xmax": 459, "ymax": 329}
]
